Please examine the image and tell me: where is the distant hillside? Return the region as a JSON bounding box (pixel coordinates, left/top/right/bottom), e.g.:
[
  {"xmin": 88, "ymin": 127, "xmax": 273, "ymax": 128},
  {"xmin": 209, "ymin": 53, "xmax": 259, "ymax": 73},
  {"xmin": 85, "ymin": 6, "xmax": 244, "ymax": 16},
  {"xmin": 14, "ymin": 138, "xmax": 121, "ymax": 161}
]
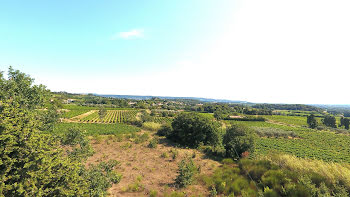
[{"xmin": 97, "ymin": 94, "xmax": 249, "ymax": 104}]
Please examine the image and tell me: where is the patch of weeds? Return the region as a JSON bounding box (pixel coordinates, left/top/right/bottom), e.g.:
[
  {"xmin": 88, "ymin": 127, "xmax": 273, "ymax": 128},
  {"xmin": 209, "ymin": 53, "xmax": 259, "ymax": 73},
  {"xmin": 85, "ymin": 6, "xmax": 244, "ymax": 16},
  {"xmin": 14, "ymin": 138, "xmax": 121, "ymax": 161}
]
[
  {"xmin": 192, "ymin": 151, "xmax": 196, "ymax": 158},
  {"xmin": 149, "ymin": 189, "xmax": 158, "ymax": 197},
  {"xmin": 135, "ymin": 133, "xmax": 150, "ymax": 144},
  {"xmin": 132, "ymin": 166, "xmax": 139, "ymax": 170},
  {"xmin": 94, "ymin": 135, "xmax": 103, "ymax": 144},
  {"xmin": 148, "ymin": 137, "xmax": 159, "ymax": 148},
  {"xmin": 125, "ymin": 176, "xmax": 144, "ymax": 192},
  {"xmin": 164, "ymin": 191, "xmax": 186, "ymax": 197},
  {"xmin": 170, "ymin": 149, "xmax": 179, "ymax": 161},
  {"xmin": 120, "ymin": 142, "xmax": 132, "ymax": 149},
  {"xmin": 210, "ymin": 185, "xmax": 217, "ymax": 197},
  {"xmin": 161, "ymin": 152, "xmax": 169, "ymax": 158},
  {"xmin": 115, "ymin": 134, "xmax": 124, "ymax": 142}
]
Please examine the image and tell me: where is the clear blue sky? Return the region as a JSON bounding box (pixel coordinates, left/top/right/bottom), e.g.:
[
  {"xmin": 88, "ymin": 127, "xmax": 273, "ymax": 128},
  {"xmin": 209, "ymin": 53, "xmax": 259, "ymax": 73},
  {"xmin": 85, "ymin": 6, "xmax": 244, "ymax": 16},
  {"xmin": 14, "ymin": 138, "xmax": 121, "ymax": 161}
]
[
  {"xmin": 1, "ymin": 1, "xmax": 350, "ymax": 104},
  {"xmin": 0, "ymin": 0, "xmax": 235, "ymax": 75}
]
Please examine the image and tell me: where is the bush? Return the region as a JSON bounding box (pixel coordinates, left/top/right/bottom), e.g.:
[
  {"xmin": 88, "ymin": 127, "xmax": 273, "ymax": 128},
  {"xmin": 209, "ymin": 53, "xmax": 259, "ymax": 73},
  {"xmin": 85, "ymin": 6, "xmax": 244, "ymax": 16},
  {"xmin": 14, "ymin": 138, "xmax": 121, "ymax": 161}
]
[
  {"xmin": 157, "ymin": 124, "xmax": 173, "ymax": 137},
  {"xmin": 61, "ymin": 127, "xmax": 86, "ymax": 145},
  {"xmin": 149, "ymin": 190, "xmax": 158, "ymax": 197},
  {"xmin": 223, "ymin": 124, "xmax": 255, "ymax": 159},
  {"xmin": 134, "ymin": 133, "xmax": 150, "ymax": 144},
  {"xmin": 171, "ymin": 149, "xmax": 179, "ymax": 160},
  {"xmin": 84, "ymin": 160, "xmax": 122, "ymax": 197},
  {"xmin": 148, "ymin": 137, "xmax": 159, "ymax": 148},
  {"xmin": 142, "ymin": 122, "xmax": 162, "ymax": 131},
  {"xmin": 170, "ymin": 112, "xmax": 221, "ymax": 148},
  {"xmin": 175, "ymin": 158, "xmax": 199, "ymax": 188}
]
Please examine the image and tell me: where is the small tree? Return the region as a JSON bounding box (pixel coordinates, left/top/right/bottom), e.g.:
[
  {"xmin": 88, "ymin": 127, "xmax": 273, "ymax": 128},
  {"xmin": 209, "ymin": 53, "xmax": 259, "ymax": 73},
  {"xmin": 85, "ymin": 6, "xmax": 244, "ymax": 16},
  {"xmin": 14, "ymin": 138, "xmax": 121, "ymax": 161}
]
[
  {"xmin": 175, "ymin": 158, "xmax": 198, "ymax": 188},
  {"xmin": 340, "ymin": 117, "xmax": 345, "ymax": 127},
  {"xmin": 214, "ymin": 110, "xmax": 227, "ymax": 120},
  {"xmin": 307, "ymin": 114, "xmax": 318, "ymax": 129},
  {"xmin": 322, "ymin": 115, "xmax": 337, "ymax": 128},
  {"xmin": 223, "ymin": 124, "xmax": 255, "ymax": 159},
  {"xmin": 99, "ymin": 106, "xmax": 107, "ymax": 120},
  {"xmin": 344, "ymin": 118, "xmax": 350, "ymax": 130}
]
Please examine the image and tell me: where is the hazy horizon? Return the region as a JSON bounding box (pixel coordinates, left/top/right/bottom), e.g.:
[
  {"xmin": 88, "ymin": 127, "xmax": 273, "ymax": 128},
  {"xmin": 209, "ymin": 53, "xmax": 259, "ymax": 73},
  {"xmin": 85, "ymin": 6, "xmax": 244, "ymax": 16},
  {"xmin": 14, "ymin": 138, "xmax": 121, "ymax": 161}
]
[{"xmin": 1, "ymin": 0, "xmax": 349, "ymax": 104}]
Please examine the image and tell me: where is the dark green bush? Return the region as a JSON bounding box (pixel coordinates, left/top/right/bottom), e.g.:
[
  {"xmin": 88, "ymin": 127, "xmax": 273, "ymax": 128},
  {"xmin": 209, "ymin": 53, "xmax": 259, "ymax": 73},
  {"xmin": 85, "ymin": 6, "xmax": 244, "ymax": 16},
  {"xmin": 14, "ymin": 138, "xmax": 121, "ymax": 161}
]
[
  {"xmin": 223, "ymin": 124, "xmax": 255, "ymax": 159},
  {"xmin": 148, "ymin": 137, "xmax": 159, "ymax": 148},
  {"xmin": 170, "ymin": 112, "xmax": 221, "ymax": 148},
  {"xmin": 157, "ymin": 123, "xmax": 173, "ymax": 137},
  {"xmin": 84, "ymin": 160, "xmax": 122, "ymax": 197}
]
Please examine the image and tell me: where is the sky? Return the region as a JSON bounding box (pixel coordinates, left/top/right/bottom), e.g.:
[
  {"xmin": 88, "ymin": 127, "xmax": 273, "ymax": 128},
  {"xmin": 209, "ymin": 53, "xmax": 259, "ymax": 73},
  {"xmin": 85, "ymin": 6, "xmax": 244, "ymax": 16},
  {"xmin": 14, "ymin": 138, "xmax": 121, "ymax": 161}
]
[{"xmin": 0, "ymin": 0, "xmax": 349, "ymax": 104}]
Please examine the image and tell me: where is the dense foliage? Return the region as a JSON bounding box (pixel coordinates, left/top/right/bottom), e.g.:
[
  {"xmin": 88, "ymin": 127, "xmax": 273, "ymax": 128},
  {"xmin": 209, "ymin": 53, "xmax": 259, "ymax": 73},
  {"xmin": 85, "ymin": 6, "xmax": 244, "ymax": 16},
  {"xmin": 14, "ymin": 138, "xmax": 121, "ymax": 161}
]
[
  {"xmin": 169, "ymin": 112, "xmax": 221, "ymax": 147},
  {"xmin": 223, "ymin": 124, "xmax": 255, "ymax": 159},
  {"xmin": 0, "ymin": 68, "xmax": 120, "ymax": 196},
  {"xmin": 322, "ymin": 115, "xmax": 337, "ymax": 128},
  {"xmin": 253, "ymin": 104, "xmax": 322, "ymax": 112},
  {"xmin": 307, "ymin": 114, "xmax": 318, "ymax": 128}
]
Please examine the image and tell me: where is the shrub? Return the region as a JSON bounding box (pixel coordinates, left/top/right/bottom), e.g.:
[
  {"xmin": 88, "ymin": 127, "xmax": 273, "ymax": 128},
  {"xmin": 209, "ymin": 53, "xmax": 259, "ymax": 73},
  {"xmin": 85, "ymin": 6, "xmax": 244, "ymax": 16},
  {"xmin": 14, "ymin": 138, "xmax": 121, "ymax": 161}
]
[
  {"xmin": 157, "ymin": 124, "xmax": 173, "ymax": 137},
  {"xmin": 148, "ymin": 137, "xmax": 159, "ymax": 148},
  {"xmin": 84, "ymin": 160, "xmax": 122, "ymax": 196},
  {"xmin": 175, "ymin": 158, "xmax": 199, "ymax": 188},
  {"xmin": 170, "ymin": 112, "xmax": 221, "ymax": 147},
  {"xmin": 210, "ymin": 185, "xmax": 217, "ymax": 197},
  {"xmin": 61, "ymin": 127, "xmax": 86, "ymax": 145},
  {"xmin": 223, "ymin": 124, "xmax": 255, "ymax": 159},
  {"xmin": 134, "ymin": 133, "xmax": 150, "ymax": 144},
  {"xmin": 170, "ymin": 149, "xmax": 179, "ymax": 160},
  {"xmin": 161, "ymin": 152, "xmax": 169, "ymax": 158},
  {"xmin": 149, "ymin": 190, "xmax": 158, "ymax": 197}
]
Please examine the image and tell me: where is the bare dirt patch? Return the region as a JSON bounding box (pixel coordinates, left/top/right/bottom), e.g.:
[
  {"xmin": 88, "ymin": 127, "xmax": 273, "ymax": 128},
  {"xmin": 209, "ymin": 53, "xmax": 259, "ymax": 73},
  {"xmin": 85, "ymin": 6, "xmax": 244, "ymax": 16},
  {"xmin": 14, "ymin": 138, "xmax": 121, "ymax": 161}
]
[{"xmin": 86, "ymin": 132, "xmax": 221, "ymax": 196}]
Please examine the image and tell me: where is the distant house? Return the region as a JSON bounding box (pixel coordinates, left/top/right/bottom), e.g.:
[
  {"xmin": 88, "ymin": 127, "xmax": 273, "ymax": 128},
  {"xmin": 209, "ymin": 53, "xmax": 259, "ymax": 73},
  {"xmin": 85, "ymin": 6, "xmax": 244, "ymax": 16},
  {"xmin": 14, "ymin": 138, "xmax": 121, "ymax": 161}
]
[
  {"xmin": 63, "ymin": 99, "xmax": 76, "ymax": 104},
  {"xmin": 128, "ymin": 102, "xmax": 136, "ymax": 105}
]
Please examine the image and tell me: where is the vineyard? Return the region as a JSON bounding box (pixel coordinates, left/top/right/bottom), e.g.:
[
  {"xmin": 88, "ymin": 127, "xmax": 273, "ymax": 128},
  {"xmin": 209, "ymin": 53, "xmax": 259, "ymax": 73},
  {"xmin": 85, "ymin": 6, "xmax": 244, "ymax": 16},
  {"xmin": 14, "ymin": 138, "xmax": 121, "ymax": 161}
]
[
  {"xmin": 78, "ymin": 110, "xmax": 139, "ymax": 123},
  {"xmin": 227, "ymin": 120, "xmax": 350, "ymax": 163}
]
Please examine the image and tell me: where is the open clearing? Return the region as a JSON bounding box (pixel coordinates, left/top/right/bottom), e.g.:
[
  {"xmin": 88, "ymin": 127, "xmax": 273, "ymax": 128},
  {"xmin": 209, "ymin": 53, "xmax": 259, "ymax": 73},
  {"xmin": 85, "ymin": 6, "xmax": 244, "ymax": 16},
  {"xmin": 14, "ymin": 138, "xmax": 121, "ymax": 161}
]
[{"xmin": 86, "ymin": 131, "xmax": 220, "ymax": 196}]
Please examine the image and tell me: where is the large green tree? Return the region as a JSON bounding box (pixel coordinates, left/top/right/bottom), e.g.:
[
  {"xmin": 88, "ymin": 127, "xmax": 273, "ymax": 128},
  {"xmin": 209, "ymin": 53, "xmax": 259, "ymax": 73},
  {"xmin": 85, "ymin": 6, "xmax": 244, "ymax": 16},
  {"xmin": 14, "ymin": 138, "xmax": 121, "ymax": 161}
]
[
  {"xmin": 0, "ymin": 67, "xmax": 91, "ymax": 196},
  {"xmin": 0, "ymin": 68, "xmax": 121, "ymax": 196},
  {"xmin": 322, "ymin": 115, "xmax": 337, "ymax": 128},
  {"xmin": 170, "ymin": 112, "xmax": 221, "ymax": 147},
  {"xmin": 307, "ymin": 114, "xmax": 318, "ymax": 129}
]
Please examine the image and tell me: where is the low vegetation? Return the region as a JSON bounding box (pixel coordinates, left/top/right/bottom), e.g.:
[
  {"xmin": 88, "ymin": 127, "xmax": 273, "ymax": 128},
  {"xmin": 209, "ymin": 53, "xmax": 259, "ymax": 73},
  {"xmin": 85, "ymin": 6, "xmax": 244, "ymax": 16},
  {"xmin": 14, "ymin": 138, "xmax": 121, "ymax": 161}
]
[{"xmin": 52, "ymin": 122, "xmax": 140, "ymax": 135}]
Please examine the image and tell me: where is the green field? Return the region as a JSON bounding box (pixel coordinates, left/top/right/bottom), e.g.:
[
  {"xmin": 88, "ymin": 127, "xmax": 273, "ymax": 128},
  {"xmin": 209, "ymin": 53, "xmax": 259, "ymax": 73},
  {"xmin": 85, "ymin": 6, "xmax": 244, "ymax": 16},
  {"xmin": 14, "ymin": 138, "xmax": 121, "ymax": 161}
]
[
  {"xmin": 80, "ymin": 110, "xmax": 139, "ymax": 123},
  {"xmin": 262, "ymin": 115, "xmax": 308, "ymax": 126},
  {"xmin": 62, "ymin": 104, "xmax": 135, "ymax": 111},
  {"xmin": 53, "ymin": 122, "xmax": 140, "ymax": 135},
  {"xmin": 226, "ymin": 120, "xmax": 350, "ymax": 163},
  {"xmin": 151, "ymin": 116, "xmax": 173, "ymax": 124}
]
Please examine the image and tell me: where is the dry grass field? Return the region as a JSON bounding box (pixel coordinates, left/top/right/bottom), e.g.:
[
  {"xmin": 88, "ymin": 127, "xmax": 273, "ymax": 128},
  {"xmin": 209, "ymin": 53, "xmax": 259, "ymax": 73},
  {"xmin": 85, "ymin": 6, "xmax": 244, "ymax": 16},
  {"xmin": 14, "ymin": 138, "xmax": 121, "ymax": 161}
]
[{"xmin": 86, "ymin": 131, "xmax": 221, "ymax": 196}]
